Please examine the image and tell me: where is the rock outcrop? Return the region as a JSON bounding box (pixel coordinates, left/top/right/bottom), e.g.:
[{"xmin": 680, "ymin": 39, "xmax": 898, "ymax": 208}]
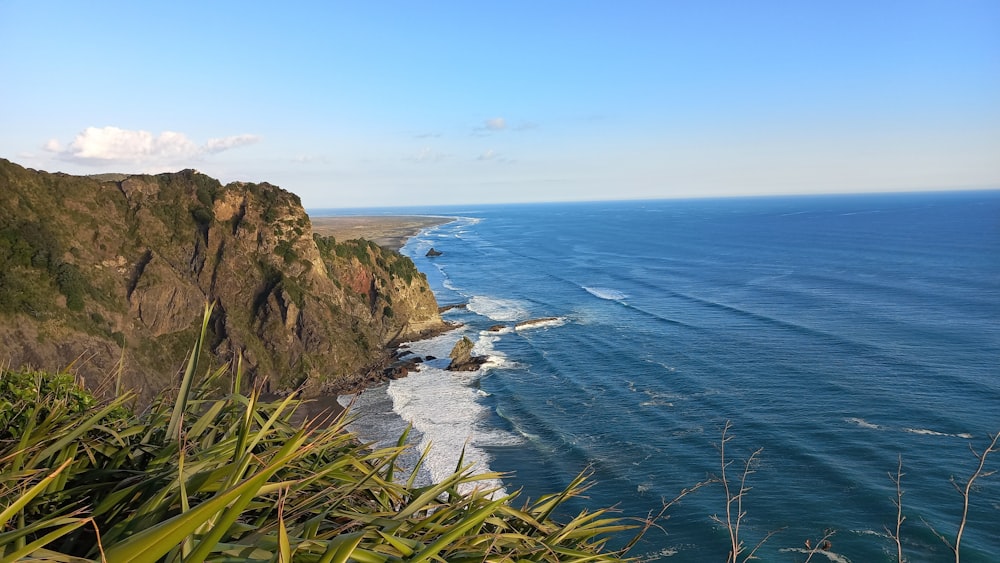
[
  {"xmin": 425, "ymin": 248, "xmax": 442, "ymax": 257},
  {"xmin": 446, "ymin": 336, "xmax": 487, "ymax": 371},
  {"xmin": 0, "ymin": 158, "xmax": 450, "ymax": 401}
]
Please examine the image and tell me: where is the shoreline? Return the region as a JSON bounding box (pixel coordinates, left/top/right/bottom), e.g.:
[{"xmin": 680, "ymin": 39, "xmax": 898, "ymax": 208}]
[
  {"xmin": 310, "ymin": 215, "xmax": 453, "ymax": 250},
  {"xmin": 303, "ymin": 214, "xmax": 461, "ymax": 421}
]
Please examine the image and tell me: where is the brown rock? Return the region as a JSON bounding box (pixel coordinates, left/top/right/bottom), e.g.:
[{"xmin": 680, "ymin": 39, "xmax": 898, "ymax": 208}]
[{"xmin": 447, "ymin": 336, "xmax": 488, "ymax": 371}]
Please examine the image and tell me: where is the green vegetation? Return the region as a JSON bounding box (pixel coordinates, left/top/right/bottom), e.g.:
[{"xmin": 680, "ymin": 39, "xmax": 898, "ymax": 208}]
[
  {"xmin": 274, "ymin": 239, "xmax": 299, "ymax": 264},
  {"xmin": 0, "ymin": 220, "xmax": 92, "ymax": 314},
  {"xmin": 0, "ymin": 307, "xmax": 637, "ymax": 562},
  {"xmin": 335, "ymin": 239, "xmax": 377, "ymax": 267}
]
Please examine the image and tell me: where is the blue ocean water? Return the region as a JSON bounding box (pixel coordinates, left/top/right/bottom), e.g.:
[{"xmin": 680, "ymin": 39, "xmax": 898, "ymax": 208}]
[{"xmin": 322, "ymin": 191, "xmax": 1000, "ymax": 562}]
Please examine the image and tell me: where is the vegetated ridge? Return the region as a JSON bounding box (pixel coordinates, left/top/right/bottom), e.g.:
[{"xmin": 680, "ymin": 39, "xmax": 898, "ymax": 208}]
[{"xmin": 0, "ymin": 158, "xmax": 450, "ymax": 400}]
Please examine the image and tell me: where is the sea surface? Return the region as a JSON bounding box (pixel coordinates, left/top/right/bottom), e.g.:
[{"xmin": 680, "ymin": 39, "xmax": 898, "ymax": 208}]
[{"xmin": 316, "ymin": 191, "xmax": 1000, "ymax": 562}]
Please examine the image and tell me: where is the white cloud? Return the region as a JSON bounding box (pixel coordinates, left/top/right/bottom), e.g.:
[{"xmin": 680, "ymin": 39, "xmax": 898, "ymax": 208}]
[
  {"xmin": 484, "ymin": 117, "xmax": 506, "ymax": 131},
  {"xmin": 43, "ymin": 126, "xmax": 260, "ymax": 165},
  {"xmin": 474, "ymin": 118, "xmax": 507, "ymax": 134},
  {"xmin": 203, "ymin": 134, "xmax": 261, "ymax": 154},
  {"xmin": 474, "ymin": 117, "xmax": 538, "ymax": 135},
  {"xmin": 476, "ymin": 149, "xmax": 514, "ymax": 164}
]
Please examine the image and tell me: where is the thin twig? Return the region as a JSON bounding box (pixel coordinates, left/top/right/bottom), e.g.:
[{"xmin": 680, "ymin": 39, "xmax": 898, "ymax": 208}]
[
  {"xmin": 884, "ymin": 455, "xmax": 906, "ymax": 563},
  {"xmin": 711, "ymin": 421, "xmax": 774, "ymax": 563},
  {"xmin": 621, "ymin": 476, "xmax": 716, "ymax": 554},
  {"xmin": 953, "ymin": 432, "xmax": 1000, "ymax": 563},
  {"xmin": 802, "ymin": 529, "xmax": 836, "ymax": 563}
]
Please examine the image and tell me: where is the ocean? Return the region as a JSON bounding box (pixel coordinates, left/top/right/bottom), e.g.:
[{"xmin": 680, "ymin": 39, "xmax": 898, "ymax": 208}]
[{"xmin": 320, "ymin": 191, "xmax": 1000, "ymax": 562}]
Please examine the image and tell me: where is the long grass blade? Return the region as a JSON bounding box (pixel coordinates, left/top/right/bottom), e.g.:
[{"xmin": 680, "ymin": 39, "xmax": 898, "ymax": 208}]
[
  {"xmin": 0, "ymin": 459, "xmax": 73, "ymax": 530},
  {"xmin": 167, "ymin": 301, "xmax": 214, "ymax": 443}
]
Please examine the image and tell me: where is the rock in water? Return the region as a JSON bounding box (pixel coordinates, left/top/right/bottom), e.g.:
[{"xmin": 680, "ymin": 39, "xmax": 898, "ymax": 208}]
[
  {"xmin": 447, "ymin": 336, "xmax": 487, "ymax": 371},
  {"xmin": 426, "ymin": 247, "xmax": 443, "ymax": 257}
]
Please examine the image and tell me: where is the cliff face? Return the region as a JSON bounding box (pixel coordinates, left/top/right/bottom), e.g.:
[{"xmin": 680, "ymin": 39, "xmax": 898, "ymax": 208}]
[{"xmin": 0, "ymin": 159, "xmax": 448, "ymax": 400}]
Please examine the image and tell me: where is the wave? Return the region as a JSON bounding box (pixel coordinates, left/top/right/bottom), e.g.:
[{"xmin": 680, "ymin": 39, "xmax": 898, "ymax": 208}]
[
  {"xmin": 386, "ymin": 361, "xmax": 521, "ymax": 496},
  {"xmin": 845, "ymin": 417, "xmax": 884, "ymax": 430},
  {"xmin": 373, "ymin": 328, "xmax": 523, "ymax": 497},
  {"xmin": 846, "ymin": 418, "xmax": 973, "ymax": 439},
  {"xmin": 472, "ymin": 332, "xmax": 517, "ymax": 370},
  {"xmin": 515, "ymin": 317, "xmax": 567, "ymax": 331},
  {"xmin": 903, "ymin": 427, "xmax": 974, "ymax": 439},
  {"xmin": 583, "ymin": 286, "xmax": 627, "ymax": 301},
  {"xmin": 467, "ymin": 295, "xmax": 530, "ymax": 321}
]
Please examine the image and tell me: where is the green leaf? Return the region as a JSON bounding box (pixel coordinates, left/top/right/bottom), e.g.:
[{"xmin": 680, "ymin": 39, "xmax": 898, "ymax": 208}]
[
  {"xmin": 167, "ymin": 301, "xmax": 214, "ymax": 443},
  {"xmin": 0, "ymin": 458, "xmax": 73, "ymax": 531}
]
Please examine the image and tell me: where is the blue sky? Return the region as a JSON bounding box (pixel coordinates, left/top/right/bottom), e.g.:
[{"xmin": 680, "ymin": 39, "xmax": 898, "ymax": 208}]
[{"xmin": 2, "ymin": 1, "xmax": 998, "ymax": 208}]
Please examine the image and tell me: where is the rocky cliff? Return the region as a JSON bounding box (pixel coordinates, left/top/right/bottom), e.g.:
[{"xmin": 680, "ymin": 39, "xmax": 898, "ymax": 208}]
[{"xmin": 0, "ymin": 158, "xmax": 449, "ymax": 400}]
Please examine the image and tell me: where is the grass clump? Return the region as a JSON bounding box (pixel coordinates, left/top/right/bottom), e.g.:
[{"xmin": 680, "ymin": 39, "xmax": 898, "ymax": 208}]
[{"xmin": 0, "ymin": 304, "xmax": 638, "ymax": 562}]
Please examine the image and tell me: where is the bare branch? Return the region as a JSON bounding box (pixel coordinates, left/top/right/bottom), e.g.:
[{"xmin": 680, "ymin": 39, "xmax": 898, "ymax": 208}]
[
  {"xmin": 801, "ymin": 529, "xmax": 836, "ymax": 563},
  {"xmin": 953, "ymin": 432, "xmax": 1000, "ymax": 563},
  {"xmin": 711, "ymin": 421, "xmax": 775, "ymax": 563},
  {"xmin": 883, "ymin": 455, "xmax": 906, "ymax": 563},
  {"xmin": 742, "ymin": 525, "xmax": 785, "ymax": 562},
  {"xmin": 620, "ymin": 476, "xmax": 716, "ymax": 555}
]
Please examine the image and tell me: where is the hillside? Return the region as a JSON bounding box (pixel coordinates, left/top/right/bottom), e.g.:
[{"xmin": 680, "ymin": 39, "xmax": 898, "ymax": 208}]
[{"xmin": 0, "ymin": 158, "xmax": 450, "ymax": 400}]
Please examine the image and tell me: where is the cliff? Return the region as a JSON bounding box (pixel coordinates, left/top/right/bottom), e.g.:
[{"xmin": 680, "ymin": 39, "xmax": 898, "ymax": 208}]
[{"xmin": 0, "ymin": 158, "xmax": 450, "ymax": 400}]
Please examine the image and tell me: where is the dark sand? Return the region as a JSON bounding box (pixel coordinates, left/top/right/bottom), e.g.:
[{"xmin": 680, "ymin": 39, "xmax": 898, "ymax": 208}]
[{"xmin": 310, "ymin": 215, "xmax": 452, "ymax": 250}]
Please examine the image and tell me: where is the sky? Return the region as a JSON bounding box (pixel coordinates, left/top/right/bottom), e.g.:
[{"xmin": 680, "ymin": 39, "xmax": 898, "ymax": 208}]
[{"xmin": 1, "ymin": 1, "xmax": 998, "ymax": 208}]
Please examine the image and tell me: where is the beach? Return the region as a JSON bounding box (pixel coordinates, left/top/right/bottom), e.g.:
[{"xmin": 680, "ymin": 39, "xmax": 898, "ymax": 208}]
[
  {"xmin": 295, "ymin": 214, "xmax": 456, "ymax": 423},
  {"xmin": 310, "ymin": 215, "xmax": 452, "ymax": 250}
]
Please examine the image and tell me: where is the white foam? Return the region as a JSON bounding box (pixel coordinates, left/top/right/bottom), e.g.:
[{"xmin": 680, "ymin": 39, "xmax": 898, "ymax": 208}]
[
  {"xmin": 640, "ymin": 400, "xmax": 674, "ymax": 407},
  {"xmin": 386, "ymin": 365, "xmax": 519, "ymax": 497},
  {"xmin": 472, "ymin": 332, "xmax": 516, "ymax": 370},
  {"xmin": 845, "ymin": 417, "xmax": 883, "ymax": 430},
  {"xmin": 845, "ymin": 418, "xmax": 973, "ymax": 439},
  {"xmin": 467, "ymin": 295, "xmax": 530, "ymax": 322},
  {"xmin": 583, "ymin": 286, "xmax": 627, "ymax": 301},
  {"xmin": 385, "ymin": 331, "xmax": 522, "ymax": 497},
  {"xmin": 514, "ymin": 317, "xmax": 567, "ymax": 331},
  {"xmin": 903, "ymin": 428, "xmax": 974, "ymax": 439}
]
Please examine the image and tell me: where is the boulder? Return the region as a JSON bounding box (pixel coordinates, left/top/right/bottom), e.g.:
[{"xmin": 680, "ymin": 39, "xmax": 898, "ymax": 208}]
[
  {"xmin": 426, "ymin": 247, "xmax": 443, "ymax": 257},
  {"xmin": 446, "ymin": 336, "xmax": 488, "ymax": 371}
]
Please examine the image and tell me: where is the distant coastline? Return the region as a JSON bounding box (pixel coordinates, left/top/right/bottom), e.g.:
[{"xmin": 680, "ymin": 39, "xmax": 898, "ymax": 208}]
[{"xmin": 310, "ymin": 215, "xmax": 453, "ymax": 250}]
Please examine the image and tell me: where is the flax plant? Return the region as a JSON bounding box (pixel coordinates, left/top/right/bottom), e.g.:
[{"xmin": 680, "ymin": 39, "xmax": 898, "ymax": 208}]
[{"xmin": 1, "ymin": 304, "xmax": 638, "ymax": 562}]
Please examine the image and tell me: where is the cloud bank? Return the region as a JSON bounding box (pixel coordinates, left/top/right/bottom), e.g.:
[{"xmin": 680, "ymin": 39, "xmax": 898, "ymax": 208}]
[{"xmin": 44, "ymin": 126, "xmax": 260, "ymax": 165}]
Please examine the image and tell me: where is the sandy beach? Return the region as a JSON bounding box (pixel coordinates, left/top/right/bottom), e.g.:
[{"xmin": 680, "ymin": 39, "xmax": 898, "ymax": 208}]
[{"xmin": 310, "ymin": 215, "xmax": 452, "ymax": 250}]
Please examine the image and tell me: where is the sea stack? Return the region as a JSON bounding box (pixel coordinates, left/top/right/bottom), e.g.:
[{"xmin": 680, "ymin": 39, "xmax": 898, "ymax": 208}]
[{"xmin": 446, "ymin": 336, "xmax": 487, "ymax": 371}]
